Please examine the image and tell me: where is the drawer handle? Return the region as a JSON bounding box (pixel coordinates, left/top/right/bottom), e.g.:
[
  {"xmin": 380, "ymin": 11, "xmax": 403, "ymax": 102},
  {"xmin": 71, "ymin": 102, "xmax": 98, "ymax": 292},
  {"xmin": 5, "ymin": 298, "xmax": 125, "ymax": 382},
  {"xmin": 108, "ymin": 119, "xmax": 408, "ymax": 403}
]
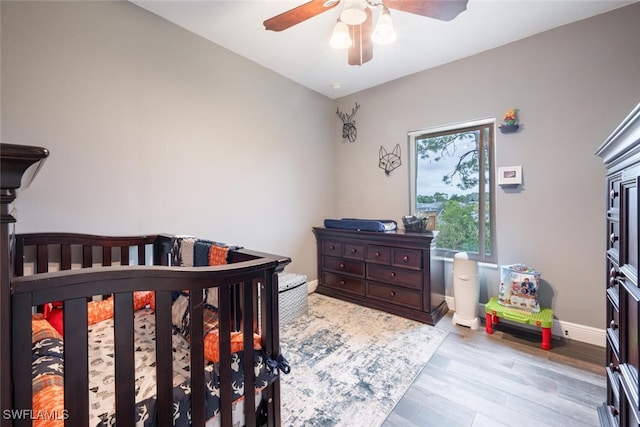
[
  {"xmin": 609, "ymin": 362, "xmax": 619, "ymax": 372},
  {"xmin": 340, "ymin": 280, "xmax": 346, "ymax": 285},
  {"xmin": 609, "ymin": 406, "xmax": 618, "ymax": 416},
  {"xmin": 402, "ymin": 256, "xmax": 409, "ymax": 262},
  {"xmin": 329, "ymin": 245, "xmax": 335, "ymax": 251},
  {"xmin": 375, "ymin": 251, "xmax": 381, "ymax": 257},
  {"xmin": 389, "ymin": 291, "xmax": 396, "ymax": 297},
  {"xmin": 390, "ymin": 272, "xmax": 396, "ymax": 278},
  {"xmin": 610, "ymin": 189, "xmax": 618, "ymax": 200},
  {"xmin": 351, "ymin": 248, "xmax": 357, "ymax": 254},
  {"xmin": 339, "ymin": 263, "xmax": 345, "ymax": 269},
  {"xmin": 610, "ymin": 233, "xmax": 618, "ymax": 245},
  {"xmin": 610, "ymin": 320, "xmax": 618, "ymax": 330}
]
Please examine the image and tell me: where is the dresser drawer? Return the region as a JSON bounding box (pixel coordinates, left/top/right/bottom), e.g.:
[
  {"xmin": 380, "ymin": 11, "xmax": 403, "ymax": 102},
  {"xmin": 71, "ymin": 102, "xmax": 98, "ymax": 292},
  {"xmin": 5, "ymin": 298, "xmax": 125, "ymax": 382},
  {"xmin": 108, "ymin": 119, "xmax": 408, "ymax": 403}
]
[
  {"xmin": 367, "ymin": 281, "xmax": 422, "ymax": 310},
  {"xmin": 609, "ymin": 173, "xmax": 621, "ymax": 212},
  {"xmin": 606, "ymin": 346, "xmax": 621, "ymax": 400},
  {"xmin": 323, "ymin": 256, "xmax": 365, "ymax": 277},
  {"xmin": 608, "ymin": 219, "xmax": 620, "ymax": 261},
  {"xmin": 343, "ymin": 242, "xmax": 365, "ymax": 260},
  {"xmin": 366, "ymin": 245, "xmax": 391, "ymax": 264},
  {"xmin": 322, "ymin": 240, "xmax": 343, "ymax": 256},
  {"xmin": 607, "ymin": 303, "xmax": 620, "ymax": 352},
  {"xmin": 367, "ymin": 264, "xmax": 422, "ymax": 290},
  {"xmin": 392, "ymin": 248, "xmax": 422, "ymax": 270},
  {"xmin": 608, "ymin": 259, "xmax": 621, "ymax": 296},
  {"xmin": 322, "ymin": 272, "xmax": 365, "ymax": 296}
]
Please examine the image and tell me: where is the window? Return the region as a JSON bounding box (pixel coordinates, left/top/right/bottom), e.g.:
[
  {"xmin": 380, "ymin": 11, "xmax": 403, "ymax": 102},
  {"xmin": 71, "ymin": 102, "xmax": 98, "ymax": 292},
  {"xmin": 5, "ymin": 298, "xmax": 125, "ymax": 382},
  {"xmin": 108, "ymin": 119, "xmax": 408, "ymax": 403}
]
[{"xmin": 408, "ymin": 119, "xmax": 496, "ymax": 263}]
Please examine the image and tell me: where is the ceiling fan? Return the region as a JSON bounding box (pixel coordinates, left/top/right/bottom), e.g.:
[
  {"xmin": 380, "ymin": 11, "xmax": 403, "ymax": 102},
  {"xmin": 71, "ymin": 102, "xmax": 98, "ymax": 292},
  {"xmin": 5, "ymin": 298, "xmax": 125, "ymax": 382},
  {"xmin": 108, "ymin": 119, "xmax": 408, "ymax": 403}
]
[{"xmin": 263, "ymin": 0, "xmax": 469, "ymax": 66}]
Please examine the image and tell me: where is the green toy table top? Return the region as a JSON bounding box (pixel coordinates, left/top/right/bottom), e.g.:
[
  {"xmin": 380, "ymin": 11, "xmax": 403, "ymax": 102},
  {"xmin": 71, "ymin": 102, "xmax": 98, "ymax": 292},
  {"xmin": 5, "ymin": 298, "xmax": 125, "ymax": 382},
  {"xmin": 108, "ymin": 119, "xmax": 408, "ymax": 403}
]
[{"xmin": 485, "ymin": 297, "xmax": 553, "ymax": 328}]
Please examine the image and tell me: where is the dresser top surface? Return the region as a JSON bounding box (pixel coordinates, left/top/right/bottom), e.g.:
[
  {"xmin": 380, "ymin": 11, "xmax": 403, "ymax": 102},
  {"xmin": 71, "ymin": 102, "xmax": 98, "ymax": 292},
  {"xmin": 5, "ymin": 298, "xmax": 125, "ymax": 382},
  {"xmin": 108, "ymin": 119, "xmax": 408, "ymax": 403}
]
[{"xmin": 312, "ymin": 227, "xmax": 437, "ymax": 246}]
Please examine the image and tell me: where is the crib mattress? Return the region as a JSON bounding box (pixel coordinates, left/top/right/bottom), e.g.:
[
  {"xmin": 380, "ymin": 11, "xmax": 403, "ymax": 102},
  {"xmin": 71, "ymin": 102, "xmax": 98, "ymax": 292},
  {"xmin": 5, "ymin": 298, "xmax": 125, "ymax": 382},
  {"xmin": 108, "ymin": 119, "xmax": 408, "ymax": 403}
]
[
  {"xmin": 32, "ymin": 308, "xmax": 278, "ymax": 427},
  {"xmin": 87, "ymin": 309, "xmax": 191, "ymax": 425}
]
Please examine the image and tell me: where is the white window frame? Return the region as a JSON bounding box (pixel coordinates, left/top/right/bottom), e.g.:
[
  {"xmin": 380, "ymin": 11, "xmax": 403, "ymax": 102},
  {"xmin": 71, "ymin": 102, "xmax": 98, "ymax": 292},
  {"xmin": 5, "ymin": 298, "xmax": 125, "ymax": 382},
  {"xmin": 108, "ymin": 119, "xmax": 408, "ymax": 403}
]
[{"xmin": 407, "ymin": 118, "xmax": 497, "ymax": 263}]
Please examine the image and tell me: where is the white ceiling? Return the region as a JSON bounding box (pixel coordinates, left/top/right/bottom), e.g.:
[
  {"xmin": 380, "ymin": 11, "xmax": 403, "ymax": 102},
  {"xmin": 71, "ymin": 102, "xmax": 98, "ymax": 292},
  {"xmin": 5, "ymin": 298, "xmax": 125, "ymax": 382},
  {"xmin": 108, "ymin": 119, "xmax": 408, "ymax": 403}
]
[{"xmin": 131, "ymin": 0, "xmax": 636, "ymax": 99}]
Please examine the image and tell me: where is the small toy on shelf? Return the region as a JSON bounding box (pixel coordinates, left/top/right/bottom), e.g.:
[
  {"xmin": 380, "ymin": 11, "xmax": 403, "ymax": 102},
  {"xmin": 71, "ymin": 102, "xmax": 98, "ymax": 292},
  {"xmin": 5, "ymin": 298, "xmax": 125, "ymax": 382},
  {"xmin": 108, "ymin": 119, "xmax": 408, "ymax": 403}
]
[{"xmin": 499, "ymin": 108, "xmax": 520, "ymax": 133}]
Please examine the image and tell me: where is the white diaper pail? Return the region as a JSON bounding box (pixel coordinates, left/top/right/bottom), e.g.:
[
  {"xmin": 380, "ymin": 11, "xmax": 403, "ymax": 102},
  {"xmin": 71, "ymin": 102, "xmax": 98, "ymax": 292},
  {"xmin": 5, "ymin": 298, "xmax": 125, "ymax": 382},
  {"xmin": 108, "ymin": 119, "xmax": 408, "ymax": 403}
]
[{"xmin": 452, "ymin": 252, "xmax": 480, "ymax": 330}]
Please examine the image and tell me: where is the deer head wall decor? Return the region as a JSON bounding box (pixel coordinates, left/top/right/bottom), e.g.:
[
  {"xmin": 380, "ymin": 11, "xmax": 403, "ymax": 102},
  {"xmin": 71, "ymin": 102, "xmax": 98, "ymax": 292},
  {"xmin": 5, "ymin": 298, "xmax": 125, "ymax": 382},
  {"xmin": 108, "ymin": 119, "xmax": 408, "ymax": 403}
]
[
  {"xmin": 379, "ymin": 143, "xmax": 401, "ymax": 176},
  {"xmin": 337, "ymin": 102, "xmax": 360, "ymax": 142}
]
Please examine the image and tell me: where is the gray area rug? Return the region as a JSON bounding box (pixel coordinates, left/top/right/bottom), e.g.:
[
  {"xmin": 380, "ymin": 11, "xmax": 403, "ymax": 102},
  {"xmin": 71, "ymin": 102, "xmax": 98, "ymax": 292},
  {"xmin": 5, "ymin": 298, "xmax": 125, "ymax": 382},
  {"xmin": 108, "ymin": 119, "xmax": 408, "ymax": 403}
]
[{"xmin": 279, "ymin": 293, "xmax": 448, "ymax": 427}]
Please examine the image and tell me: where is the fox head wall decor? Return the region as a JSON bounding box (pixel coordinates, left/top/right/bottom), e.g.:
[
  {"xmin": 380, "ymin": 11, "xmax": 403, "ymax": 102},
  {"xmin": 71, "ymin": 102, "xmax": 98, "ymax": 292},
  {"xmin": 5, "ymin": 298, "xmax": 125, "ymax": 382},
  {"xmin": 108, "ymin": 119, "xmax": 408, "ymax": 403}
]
[{"xmin": 379, "ymin": 144, "xmax": 401, "ymax": 176}]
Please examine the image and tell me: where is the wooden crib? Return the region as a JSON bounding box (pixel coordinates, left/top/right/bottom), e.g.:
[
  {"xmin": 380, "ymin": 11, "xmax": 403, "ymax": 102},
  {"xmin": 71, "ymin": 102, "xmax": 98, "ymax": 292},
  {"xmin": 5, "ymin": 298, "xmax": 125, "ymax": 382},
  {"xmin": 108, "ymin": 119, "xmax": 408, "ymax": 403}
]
[{"xmin": 0, "ymin": 143, "xmax": 291, "ymax": 427}]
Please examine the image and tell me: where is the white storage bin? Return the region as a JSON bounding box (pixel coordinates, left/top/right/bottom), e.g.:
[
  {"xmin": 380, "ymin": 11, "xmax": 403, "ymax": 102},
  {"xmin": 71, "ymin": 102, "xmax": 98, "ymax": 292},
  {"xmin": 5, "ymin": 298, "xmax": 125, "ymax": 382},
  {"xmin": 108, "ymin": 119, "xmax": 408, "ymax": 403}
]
[{"xmin": 278, "ymin": 272, "xmax": 308, "ymax": 325}]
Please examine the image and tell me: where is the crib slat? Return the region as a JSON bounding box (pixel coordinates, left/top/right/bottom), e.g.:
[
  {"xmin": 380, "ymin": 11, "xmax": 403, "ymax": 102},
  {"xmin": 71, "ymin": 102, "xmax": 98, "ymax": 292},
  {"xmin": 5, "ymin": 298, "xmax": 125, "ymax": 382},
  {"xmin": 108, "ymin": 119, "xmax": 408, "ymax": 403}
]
[
  {"xmin": 64, "ymin": 297, "xmax": 89, "ymax": 427},
  {"xmin": 189, "ymin": 288, "xmax": 205, "ymax": 426},
  {"xmin": 102, "ymin": 246, "xmax": 111, "ymax": 266},
  {"xmin": 14, "ymin": 236, "xmax": 25, "ymax": 276},
  {"xmin": 264, "ymin": 271, "xmax": 282, "ymax": 427},
  {"xmin": 120, "ymin": 246, "xmax": 129, "ymax": 266},
  {"xmin": 61, "ymin": 244, "xmax": 71, "ymax": 270},
  {"xmin": 218, "ymin": 284, "xmax": 233, "ymax": 427},
  {"xmin": 231, "ymin": 285, "xmax": 240, "ymax": 330},
  {"xmin": 252, "ymin": 277, "xmax": 260, "ymax": 333},
  {"xmin": 12, "ymin": 292, "xmax": 32, "ymax": 427},
  {"xmin": 138, "ymin": 243, "xmax": 146, "ymax": 265},
  {"xmin": 36, "ymin": 244, "xmax": 48, "ymax": 273},
  {"xmin": 82, "ymin": 245, "xmax": 92, "ymax": 268},
  {"xmin": 154, "ymin": 291, "xmax": 173, "ymax": 427},
  {"xmin": 242, "ymin": 279, "xmax": 257, "ymax": 427},
  {"xmin": 114, "ymin": 292, "xmax": 135, "ymax": 425}
]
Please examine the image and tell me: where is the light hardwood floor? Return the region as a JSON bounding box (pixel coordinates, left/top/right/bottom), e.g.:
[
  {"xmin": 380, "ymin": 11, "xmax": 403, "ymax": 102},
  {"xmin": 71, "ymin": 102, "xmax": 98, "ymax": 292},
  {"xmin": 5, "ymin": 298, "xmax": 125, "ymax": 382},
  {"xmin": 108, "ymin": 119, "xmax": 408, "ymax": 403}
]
[{"xmin": 382, "ymin": 312, "xmax": 606, "ymax": 427}]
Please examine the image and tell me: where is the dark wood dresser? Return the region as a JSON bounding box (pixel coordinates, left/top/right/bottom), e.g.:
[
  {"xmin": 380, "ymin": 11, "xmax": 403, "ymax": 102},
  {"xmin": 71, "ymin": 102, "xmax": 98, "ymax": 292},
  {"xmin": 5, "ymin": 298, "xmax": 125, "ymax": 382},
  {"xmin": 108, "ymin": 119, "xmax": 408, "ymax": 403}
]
[
  {"xmin": 312, "ymin": 227, "xmax": 447, "ymax": 325},
  {"xmin": 596, "ymin": 102, "xmax": 640, "ymax": 427}
]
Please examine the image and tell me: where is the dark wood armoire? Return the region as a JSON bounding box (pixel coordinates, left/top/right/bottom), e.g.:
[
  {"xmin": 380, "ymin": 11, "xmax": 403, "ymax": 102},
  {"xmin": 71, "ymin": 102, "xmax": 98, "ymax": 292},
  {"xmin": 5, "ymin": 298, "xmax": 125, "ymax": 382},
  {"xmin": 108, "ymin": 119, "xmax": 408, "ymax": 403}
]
[{"xmin": 596, "ymin": 103, "xmax": 640, "ymax": 427}]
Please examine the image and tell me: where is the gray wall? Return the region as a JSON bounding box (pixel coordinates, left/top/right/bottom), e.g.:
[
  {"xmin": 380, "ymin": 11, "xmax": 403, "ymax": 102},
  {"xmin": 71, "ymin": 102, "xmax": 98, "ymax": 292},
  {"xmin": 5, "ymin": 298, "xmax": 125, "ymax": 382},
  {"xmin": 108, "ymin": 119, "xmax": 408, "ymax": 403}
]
[
  {"xmin": 1, "ymin": 0, "xmax": 335, "ymax": 279},
  {"xmin": 333, "ymin": 3, "xmax": 640, "ymax": 333}
]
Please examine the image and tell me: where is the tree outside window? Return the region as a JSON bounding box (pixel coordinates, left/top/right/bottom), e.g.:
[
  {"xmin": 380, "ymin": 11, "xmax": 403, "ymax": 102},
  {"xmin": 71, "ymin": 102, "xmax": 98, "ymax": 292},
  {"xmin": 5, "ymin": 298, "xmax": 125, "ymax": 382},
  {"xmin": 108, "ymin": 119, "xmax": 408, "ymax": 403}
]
[{"xmin": 408, "ymin": 119, "xmax": 496, "ymax": 263}]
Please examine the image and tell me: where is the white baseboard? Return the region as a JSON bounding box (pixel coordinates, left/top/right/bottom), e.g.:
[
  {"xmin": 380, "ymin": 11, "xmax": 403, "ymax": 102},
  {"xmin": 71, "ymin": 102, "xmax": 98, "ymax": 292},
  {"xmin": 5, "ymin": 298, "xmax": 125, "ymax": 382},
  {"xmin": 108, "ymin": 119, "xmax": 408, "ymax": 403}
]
[
  {"xmin": 307, "ymin": 279, "xmax": 318, "ymax": 294},
  {"xmin": 552, "ymin": 319, "xmax": 605, "ymax": 348},
  {"xmin": 445, "ymin": 296, "xmax": 606, "ymax": 348}
]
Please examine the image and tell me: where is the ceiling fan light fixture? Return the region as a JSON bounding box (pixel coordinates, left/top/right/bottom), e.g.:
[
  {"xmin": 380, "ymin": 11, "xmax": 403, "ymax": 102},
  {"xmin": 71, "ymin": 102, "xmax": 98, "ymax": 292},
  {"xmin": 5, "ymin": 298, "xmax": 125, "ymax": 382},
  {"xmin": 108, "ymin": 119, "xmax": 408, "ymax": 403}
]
[
  {"xmin": 371, "ymin": 7, "xmax": 396, "ymax": 45},
  {"xmin": 340, "ymin": 0, "xmax": 367, "ymax": 26},
  {"xmin": 329, "ymin": 20, "xmax": 352, "ymax": 49}
]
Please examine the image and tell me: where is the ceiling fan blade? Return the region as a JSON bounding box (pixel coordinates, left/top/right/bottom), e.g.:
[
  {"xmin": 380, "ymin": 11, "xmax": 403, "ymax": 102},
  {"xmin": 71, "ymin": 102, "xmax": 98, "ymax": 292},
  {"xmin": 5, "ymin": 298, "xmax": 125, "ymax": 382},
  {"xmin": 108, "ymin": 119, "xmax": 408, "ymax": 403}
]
[
  {"xmin": 348, "ymin": 8, "xmax": 373, "ymax": 66},
  {"xmin": 383, "ymin": 0, "xmax": 468, "ymax": 21},
  {"xmin": 264, "ymin": 0, "xmax": 341, "ymax": 32}
]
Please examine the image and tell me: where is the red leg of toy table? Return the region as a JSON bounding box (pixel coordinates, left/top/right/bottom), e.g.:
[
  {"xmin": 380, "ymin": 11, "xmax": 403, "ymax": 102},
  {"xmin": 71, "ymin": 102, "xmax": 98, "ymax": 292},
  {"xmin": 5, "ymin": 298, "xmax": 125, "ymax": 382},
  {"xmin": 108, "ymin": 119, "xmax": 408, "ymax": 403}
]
[
  {"xmin": 485, "ymin": 313, "xmax": 493, "ymax": 334},
  {"xmin": 541, "ymin": 327, "xmax": 551, "ymax": 350}
]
